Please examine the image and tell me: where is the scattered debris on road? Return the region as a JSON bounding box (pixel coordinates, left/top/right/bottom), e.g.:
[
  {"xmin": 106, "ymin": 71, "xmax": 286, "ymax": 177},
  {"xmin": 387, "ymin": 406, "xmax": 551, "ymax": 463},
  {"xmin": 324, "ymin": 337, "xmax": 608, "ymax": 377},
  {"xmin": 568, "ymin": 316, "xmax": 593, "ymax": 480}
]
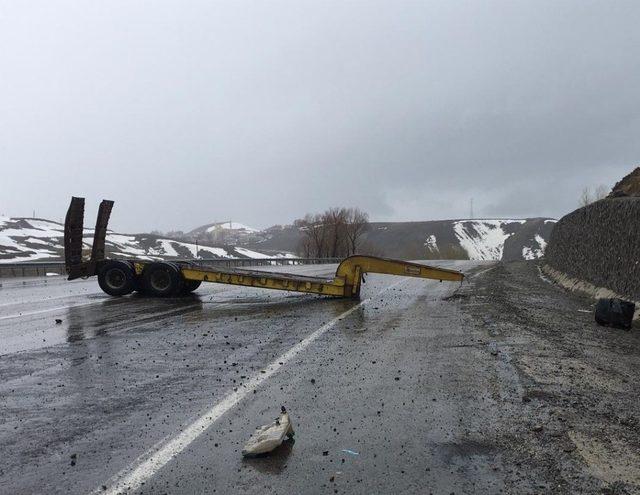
[
  {"xmin": 488, "ymin": 341, "xmax": 499, "ymax": 355},
  {"xmin": 341, "ymin": 449, "xmax": 359, "ymax": 456},
  {"xmin": 242, "ymin": 406, "xmax": 294, "ymax": 457}
]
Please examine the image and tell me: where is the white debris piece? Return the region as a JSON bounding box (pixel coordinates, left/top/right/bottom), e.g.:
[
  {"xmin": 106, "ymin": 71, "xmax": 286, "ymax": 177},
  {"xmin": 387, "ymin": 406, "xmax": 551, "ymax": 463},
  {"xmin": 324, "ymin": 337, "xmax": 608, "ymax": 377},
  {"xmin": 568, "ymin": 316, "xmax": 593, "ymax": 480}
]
[{"xmin": 242, "ymin": 407, "xmax": 294, "ymax": 457}]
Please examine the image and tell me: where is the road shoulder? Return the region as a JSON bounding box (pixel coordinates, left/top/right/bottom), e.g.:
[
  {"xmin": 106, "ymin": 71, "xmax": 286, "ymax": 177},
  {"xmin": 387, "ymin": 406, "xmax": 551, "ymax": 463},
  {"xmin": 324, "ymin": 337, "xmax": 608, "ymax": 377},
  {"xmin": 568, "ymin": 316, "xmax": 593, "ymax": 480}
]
[{"xmin": 462, "ymin": 260, "xmax": 640, "ymax": 494}]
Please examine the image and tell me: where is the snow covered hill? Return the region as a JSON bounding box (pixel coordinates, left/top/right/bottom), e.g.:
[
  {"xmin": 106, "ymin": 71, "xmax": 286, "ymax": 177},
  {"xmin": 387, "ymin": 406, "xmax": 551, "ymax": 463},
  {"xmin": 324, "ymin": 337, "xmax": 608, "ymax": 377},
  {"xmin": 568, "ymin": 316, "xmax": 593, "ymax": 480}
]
[
  {"xmin": 236, "ymin": 218, "xmax": 557, "ymax": 262},
  {"xmin": 446, "ymin": 219, "xmax": 554, "ymax": 261},
  {"xmin": 0, "ymin": 217, "xmax": 289, "ymax": 263},
  {"xmin": 364, "ymin": 218, "xmax": 556, "ymax": 261},
  {"xmin": 1, "ymin": 215, "xmax": 556, "ymax": 263}
]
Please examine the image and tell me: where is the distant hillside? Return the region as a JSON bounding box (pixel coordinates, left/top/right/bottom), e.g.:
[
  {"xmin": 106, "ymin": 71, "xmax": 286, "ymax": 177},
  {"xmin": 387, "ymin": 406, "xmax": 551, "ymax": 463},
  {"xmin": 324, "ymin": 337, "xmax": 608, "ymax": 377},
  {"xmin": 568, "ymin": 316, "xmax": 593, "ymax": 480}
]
[
  {"xmin": 185, "ymin": 221, "xmax": 262, "ymax": 245},
  {"xmin": 1, "ymin": 215, "xmax": 556, "ymax": 263},
  {"xmin": 232, "ymin": 218, "xmax": 556, "ymax": 262},
  {"xmin": 0, "ymin": 217, "xmax": 291, "ymax": 262}
]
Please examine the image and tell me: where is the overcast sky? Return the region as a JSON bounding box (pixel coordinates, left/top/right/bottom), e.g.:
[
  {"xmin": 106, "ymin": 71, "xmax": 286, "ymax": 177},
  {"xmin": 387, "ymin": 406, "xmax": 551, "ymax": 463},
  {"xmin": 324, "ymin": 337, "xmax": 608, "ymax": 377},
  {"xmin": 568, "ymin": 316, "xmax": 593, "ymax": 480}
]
[{"xmin": 1, "ymin": 1, "xmax": 639, "ymax": 232}]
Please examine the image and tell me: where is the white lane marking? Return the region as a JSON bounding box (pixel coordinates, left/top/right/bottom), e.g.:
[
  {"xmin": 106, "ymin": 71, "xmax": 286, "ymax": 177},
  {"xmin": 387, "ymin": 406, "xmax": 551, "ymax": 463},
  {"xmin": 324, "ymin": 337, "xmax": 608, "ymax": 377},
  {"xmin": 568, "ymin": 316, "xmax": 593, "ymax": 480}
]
[
  {"xmin": 93, "ymin": 279, "xmax": 406, "ymax": 495},
  {"xmin": 0, "ymin": 300, "xmax": 104, "ymax": 321}
]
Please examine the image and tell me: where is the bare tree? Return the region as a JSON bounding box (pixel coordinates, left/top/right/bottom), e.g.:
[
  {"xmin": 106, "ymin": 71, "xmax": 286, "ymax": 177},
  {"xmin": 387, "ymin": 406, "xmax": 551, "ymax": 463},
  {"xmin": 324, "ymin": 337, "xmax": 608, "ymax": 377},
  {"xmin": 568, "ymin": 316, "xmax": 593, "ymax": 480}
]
[
  {"xmin": 344, "ymin": 207, "xmax": 370, "ymax": 255},
  {"xmin": 594, "ymin": 184, "xmax": 608, "ymax": 200},
  {"xmin": 295, "ymin": 213, "xmax": 328, "ymax": 257},
  {"xmin": 295, "ymin": 207, "xmax": 370, "ymax": 258},
  {"xmin": 579, "ymin": 188, "xmax": 592, "ymax": 207},
  {"xmin": 579, "ymin": 185, "xmax": 609, "ymax": 207},
  {"xmin": 324, "ymin": 207, "xmax": 348, "ymax": 258},
  {"xmin": 309, "ymin": 214, "xmax": 329, "ymax": 257},
  {"xmin": 296, "ymin": 234, "xmax": 313, "ymax": 258}
]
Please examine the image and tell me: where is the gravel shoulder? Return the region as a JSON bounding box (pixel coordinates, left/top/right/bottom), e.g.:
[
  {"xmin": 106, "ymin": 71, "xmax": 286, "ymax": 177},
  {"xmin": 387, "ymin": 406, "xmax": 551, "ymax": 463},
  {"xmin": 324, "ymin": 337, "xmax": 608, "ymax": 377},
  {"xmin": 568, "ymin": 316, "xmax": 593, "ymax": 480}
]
[{"xmin": 461, "ymin": 261, "xmax": 640, "ymax": 494}]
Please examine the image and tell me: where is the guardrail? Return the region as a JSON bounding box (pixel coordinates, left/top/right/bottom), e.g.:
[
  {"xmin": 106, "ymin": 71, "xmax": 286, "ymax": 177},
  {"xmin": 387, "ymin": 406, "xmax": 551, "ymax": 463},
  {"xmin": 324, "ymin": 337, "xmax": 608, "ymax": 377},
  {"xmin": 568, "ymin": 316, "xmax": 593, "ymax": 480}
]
[{"xmin": 0, "ymin": 258, "xmax": 343, "ymax": 279}]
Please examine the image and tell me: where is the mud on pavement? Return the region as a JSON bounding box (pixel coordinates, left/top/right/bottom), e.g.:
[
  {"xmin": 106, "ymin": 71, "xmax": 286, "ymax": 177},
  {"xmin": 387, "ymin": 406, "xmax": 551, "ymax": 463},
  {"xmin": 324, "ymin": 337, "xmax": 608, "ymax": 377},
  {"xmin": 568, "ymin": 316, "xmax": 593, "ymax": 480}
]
[{"xmin": 459, "ymin": 261, "xmax": 640, "ymax": 494}]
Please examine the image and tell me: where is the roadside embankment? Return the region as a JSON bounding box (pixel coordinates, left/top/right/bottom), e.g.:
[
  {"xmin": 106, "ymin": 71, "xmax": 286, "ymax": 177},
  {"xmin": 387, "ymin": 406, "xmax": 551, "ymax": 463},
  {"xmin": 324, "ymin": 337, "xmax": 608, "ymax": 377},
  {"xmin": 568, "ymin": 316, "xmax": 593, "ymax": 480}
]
[{"xmin": 544, "ymin": 197, "xmax": 640, "ymax": 319}]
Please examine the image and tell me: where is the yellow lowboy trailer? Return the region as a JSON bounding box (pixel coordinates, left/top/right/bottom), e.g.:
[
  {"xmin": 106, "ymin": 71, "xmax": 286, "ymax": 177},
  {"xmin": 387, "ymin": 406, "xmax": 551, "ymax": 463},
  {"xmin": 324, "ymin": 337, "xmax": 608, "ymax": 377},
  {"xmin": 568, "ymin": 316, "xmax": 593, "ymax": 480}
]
[{"xmin": 65, "ymin": 198, "xmax": 464, "ymax": 298}]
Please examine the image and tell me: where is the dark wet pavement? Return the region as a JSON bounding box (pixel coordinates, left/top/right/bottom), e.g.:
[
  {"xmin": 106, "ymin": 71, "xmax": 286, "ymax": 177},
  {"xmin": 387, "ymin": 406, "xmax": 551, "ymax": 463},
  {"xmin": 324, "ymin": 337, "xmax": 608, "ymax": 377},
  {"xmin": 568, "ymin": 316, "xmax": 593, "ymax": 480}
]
[{"xmin": 1, "ymin": 261, "xmax": 508, "ymax": 494}]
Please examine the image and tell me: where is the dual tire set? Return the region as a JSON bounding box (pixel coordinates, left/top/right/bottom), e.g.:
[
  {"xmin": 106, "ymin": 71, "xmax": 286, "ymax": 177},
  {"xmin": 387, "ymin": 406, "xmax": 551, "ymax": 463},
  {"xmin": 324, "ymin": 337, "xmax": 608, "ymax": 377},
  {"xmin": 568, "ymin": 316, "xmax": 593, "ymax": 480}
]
[{"xmin": 97, "ymin": 260, "xmax": 201, "ymax": 297}]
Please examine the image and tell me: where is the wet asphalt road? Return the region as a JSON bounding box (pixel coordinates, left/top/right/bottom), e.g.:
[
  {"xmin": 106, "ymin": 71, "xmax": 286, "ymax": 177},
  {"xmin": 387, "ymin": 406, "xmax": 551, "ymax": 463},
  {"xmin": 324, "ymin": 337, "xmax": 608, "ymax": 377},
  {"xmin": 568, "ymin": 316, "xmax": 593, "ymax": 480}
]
[{"xmin": 0, "ymin": 261, "xmax": 503, "ymax": 495}]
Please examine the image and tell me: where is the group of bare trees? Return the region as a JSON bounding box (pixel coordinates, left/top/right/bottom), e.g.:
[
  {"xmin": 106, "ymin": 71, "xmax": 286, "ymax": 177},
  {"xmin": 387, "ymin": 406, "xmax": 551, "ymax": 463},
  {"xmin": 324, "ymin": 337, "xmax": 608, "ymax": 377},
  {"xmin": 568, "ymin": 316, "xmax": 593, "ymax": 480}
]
[
  {"xmin": 579, "ymin": 185, "xmax": 608, "ymax": 207},
  {"xmin": 294, "ymin": 207, "xmax": 370, "ymax": 258}
]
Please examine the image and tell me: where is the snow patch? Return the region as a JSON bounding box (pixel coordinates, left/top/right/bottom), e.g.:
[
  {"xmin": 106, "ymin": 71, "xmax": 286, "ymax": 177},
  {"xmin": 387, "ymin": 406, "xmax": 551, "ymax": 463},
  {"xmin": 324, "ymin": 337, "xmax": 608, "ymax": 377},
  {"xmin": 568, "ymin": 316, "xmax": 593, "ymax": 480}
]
[
  {"xmin": 454, "ymin": 220, "xmax": 525, "ymax": 260},
  {"xmin": 424, "ymin": 235, "xmax": 438, "ymax": 252},
  {"xmin": 206, "ymin": 222, "xmax": 258, "ymax": 233},
  {"xmin": 234, "ymin": 247, "xmax": 272, "ymax": 259},
  {"xmin": 522, "ymin": 234, "xmax": 548, "ymax": 260},
  {"xmin": 197, "ymin": 246, "xmax": 232, "ymax": 258}
]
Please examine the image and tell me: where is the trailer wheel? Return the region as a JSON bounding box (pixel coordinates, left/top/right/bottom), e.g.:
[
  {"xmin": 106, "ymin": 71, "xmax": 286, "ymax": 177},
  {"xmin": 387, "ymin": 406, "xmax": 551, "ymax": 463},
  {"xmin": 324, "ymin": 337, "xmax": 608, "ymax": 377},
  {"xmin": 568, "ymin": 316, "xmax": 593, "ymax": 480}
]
[
  {"xmin": 181, "ymin": 279, "xmax": 202, "ymax": 294},
  {"xmin": 98, "ymin": 260, "xmax": 136, "ymax": 296},
  {"xmin": 141, "ymin": 262, "xmax": 184, "ymax": 297}
]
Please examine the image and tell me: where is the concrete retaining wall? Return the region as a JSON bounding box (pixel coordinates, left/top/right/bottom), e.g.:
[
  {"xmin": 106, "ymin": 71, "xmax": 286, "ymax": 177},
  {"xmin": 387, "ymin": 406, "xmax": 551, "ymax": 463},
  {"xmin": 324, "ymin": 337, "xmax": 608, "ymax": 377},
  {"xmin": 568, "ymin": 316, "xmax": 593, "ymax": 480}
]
[{"xmin": 544, "ymin": 197, "xmax": 640, "ymax": 302}]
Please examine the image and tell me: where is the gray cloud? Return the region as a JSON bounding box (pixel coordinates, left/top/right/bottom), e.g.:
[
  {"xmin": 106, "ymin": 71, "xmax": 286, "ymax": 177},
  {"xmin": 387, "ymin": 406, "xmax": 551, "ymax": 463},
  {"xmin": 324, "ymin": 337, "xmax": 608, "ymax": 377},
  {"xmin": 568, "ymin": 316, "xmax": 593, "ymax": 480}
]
[{"xmin": 1, "ymin": 0, "xmax": 639, "ymax": 232}]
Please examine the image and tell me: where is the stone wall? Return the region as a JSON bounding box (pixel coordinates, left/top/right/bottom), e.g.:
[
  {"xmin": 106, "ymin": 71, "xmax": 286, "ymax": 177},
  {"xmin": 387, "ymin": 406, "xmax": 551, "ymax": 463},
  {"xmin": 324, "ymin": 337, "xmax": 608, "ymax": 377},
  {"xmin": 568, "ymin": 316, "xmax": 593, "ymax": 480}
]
[{"xmin": 545, "ymin": 197, "xmax": 640, "ymax": 302}]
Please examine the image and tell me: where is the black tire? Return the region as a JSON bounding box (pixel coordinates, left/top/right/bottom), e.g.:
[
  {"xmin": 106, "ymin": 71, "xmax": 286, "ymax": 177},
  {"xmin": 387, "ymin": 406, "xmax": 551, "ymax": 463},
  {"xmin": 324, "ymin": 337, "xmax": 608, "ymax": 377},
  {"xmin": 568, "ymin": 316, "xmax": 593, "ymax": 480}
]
[
  {"xmin": 98, "ymin": 260, "xmax": 136, "ymax": 296},
  {"xmin": 181, "ymin": 279, "xmax": 202, "ymax": 294},
  {"xmin": 141, "ymin": 262, "xmax": 184, "ymax": 297}
]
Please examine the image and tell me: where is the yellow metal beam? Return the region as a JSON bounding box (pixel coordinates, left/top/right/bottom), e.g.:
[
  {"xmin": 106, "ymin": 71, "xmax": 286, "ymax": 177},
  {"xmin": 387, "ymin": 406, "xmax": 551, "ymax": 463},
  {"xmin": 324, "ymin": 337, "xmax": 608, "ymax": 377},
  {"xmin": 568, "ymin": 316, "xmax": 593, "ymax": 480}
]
[
  {"xmin": 180, "ymin": 255, "xmax": 463, "ymax": 299},
  {"xmin": 181, "ymin": 268, "xmax": 347, "ymax": 296},
  {"xmin": 335, "ymin": 255, "xmax": 464, "ymax": 297},
  {"xmin": 336, "ymin": 255, "xmax": 463, "ymax": 282}
]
